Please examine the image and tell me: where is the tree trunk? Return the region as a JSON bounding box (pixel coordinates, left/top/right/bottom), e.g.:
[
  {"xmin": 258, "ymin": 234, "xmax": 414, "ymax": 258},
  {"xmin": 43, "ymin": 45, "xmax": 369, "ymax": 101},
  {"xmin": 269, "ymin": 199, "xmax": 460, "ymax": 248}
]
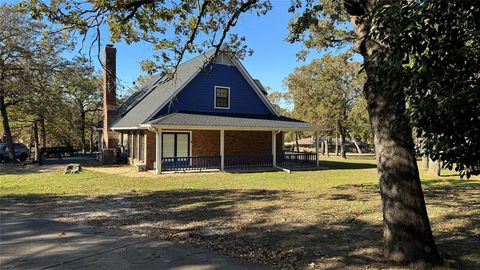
[
  {"xmin": 346, "ymin": 0, "xmax": 442, "ymax": 265},
  {"xmin": 0, "ymin": 93, "xmax": 15, "ymax": 162},
  {"xmin": 324, "ymin": 138, "xmax": 329, "ymax": 157},
  {"xmin": 295, "ymin": 132, "xmax": 300, "ymax": 152},
  {"xmin": 89, "ymin": 128, "xmax": 94, "ymax": 153},
  {"xmin": 338, "ymin": 122, "xmax": 347, "ymax": 159},
  {"xmin": 422, "ymin": 155, "xmax": 429, "ymax": 171},
  {"xmin": 335, "ymin": 135, "xmax": 339, "ymax": 156},
  {"xmin": 434, "ymin": 160, "xmax": 441, "ymax": 176},
  {"xmin": 365, "ymin": 75, "xmax": 440, "ymax": 264},
  {"xmin": 348, "ymin": 129, "xmax": 362, "ymax": 154},
  {"xmin": 320, "ymin": 136, "xmax": 324, "ymax": 155},
  {"xmin": 33, "ymin": 121, "xmax": 40, "ymax": 161},
  {"xmin": 80, "ymin": 111, "xmax": 86, "ymax": 153},
  {"xmin": 428, "ymin": 158, "xmax": 441, "ymax": 177},
  {"xmin": 40, "ymin": 116, "xmax": 46, "ymax": 148}
]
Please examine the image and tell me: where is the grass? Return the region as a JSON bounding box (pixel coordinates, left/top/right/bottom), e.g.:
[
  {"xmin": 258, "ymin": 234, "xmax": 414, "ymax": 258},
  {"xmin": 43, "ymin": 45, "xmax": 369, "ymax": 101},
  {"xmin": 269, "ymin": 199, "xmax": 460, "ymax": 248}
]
[
  {"xmin": 0, "ymin": 159, "xmax": 380, "ymax": 195},
  {"xmin": 1, "ymin": 158, "xmax": 479, "ymax": 269}
]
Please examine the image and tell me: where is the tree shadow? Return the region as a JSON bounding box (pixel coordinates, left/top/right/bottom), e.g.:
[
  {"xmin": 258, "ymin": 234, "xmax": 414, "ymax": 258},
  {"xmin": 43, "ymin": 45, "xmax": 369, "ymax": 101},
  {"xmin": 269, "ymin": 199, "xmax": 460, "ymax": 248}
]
[
  {"xmin": 1, "ymin": 181, "xmax": 478, "ymax": 269},
  {"xmin": 1, "ymin": 190, "xmax": 386, "ymax": 269},
  {"xmin": 318, "ymin": 160, "xmax": 377, "ymax": 170}
]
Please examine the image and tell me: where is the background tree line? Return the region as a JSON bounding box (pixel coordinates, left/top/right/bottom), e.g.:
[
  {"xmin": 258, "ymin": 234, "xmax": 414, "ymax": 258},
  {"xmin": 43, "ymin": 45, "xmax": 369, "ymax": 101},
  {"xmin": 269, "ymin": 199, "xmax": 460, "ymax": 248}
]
[
  {"xmin": 0, "ymin": 4, "xmax": 103, "ymax": 161},
  {"xmin": 268, "ymin": 52, "xmax": 371, "ymax": 158}
]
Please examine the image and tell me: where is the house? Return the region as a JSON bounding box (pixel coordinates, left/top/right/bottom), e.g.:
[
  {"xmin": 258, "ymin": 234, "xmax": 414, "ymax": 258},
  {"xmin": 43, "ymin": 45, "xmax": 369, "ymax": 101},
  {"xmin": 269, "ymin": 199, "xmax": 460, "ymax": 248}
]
[
  {"xmin": 100, "ymin": 45, "xmax": 327, "ymax": 173},
  {"xmin": 285, "ymin": 137, "xmax": 318, "ymax": 151}
]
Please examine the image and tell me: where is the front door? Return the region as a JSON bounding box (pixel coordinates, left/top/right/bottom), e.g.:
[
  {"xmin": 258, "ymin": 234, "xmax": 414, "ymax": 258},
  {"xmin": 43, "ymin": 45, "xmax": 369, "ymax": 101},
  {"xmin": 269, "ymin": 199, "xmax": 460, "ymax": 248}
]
[{"xmin": 162, "ymin": 132, "xmax": 190, "ymax": 166}]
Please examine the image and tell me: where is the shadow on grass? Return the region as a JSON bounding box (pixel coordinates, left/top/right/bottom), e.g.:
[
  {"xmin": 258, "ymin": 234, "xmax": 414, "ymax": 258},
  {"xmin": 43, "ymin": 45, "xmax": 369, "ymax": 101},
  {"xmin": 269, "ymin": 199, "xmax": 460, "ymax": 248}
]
[
  {"xmin": 318, "ymin": 160, "xmax": 377, "ymax": 170},
  {"xmin": 2, "ymin": 180, "xmax": 479, "ymax": 269},
  {"xmin": 329, "ymin": 179, "xmax": 480, "ymax": 269}
]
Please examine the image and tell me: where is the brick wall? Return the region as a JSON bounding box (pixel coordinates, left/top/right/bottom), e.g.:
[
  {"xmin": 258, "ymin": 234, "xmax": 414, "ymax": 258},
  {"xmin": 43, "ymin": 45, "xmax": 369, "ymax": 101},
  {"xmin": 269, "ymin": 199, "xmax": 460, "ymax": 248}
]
[
  {"xmin": 224, "ymin": 131, "xmax": 283, "ymax": 156},
  {"xmin": 192, "ymin": 130, "xmax": 220, "ymax": 156},
  {"xmin": 145, "ymin": 131, "xmax": 156, "ymax": 170}
]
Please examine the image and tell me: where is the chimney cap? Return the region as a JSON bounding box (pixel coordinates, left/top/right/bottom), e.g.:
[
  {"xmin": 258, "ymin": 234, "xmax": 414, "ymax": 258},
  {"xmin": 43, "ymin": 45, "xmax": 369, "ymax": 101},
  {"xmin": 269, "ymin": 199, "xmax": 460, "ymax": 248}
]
[{"xmin": 106, "ymin": 44, "xmax": 114, "ymax": 48}]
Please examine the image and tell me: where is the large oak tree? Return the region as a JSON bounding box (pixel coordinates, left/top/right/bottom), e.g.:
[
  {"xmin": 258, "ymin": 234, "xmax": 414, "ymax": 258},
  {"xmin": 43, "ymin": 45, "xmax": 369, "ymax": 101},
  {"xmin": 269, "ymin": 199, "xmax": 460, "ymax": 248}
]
[{"xmin": 288, "ymin": 0, "xmax": 480, "ymax": 265}]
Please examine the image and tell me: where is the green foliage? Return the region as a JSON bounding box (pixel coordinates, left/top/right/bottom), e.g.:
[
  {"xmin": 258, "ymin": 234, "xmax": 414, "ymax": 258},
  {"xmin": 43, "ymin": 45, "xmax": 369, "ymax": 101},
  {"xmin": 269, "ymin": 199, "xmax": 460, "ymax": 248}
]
[
  {"xmin": 347, "ymin": 95, "xmax": 371, "ymax": 143},
  {"xmin": 18, "ymin": 0, "xmax": 272, "ymax": 74},
  {"xmin": 51, "ymin": 58, "xmax": 102, "ymax": 148},
  {"xmin": 288, "ymin": 0, "xmax": 480, "ymax": 177},
  {"xmin": 0, "ymin": 4, "xmax": 102, "ymax": 149},
  {"xmin": 366, "ymin": 1, "xmax": 480, "ymax": 177},
  {"xmin": 287, "ymin": 0, "xmax": 354, "ymax": 58},
  {"xmin": 266, "ymin": 88, "xmax": 291, "ymax": 117},
  {"xmin": 284, "ymin": 52, "xmax": 368, "ymax": 139}
]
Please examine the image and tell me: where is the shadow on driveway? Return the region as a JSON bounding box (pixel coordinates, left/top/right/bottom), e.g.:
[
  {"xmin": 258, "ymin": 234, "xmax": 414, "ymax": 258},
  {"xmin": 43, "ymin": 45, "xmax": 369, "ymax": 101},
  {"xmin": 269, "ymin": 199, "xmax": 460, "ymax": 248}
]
[{"xmin": 0, "ymin": 211, "xmax": 270, "ymax": 270}]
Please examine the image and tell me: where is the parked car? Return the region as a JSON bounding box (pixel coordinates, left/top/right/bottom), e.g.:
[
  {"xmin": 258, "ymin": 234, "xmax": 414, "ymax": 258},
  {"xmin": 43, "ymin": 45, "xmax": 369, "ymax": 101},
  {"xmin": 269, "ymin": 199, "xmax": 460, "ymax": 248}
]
[{"xmin": 0, "ymin": 143, "xmax": 30, "ymax": 162}]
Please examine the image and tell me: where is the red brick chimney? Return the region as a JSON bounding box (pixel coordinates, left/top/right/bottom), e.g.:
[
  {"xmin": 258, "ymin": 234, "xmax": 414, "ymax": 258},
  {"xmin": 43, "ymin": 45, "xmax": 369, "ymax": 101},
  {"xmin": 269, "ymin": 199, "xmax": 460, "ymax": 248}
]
[{"xmin": 102, "ymin": 44, "xmax": 119, "ymax": 149}]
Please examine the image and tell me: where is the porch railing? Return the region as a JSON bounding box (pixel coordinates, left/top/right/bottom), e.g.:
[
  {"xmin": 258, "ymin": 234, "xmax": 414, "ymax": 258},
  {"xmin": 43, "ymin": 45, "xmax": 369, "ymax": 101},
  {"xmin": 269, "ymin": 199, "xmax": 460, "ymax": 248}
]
[
  {"xmin": 161, "ymin": 152, "xmax": 318, "ymax": 171},
  {"xmin": 162, "ymin": 156, "xmax": 221, "ymax": 171},
  {"xmin": 224, "ymin": 155, "xmax": 273, "ymax": 169},
  {"xmin": 277, "ymin": 152, "xmax": 317, "ymax": 165}
]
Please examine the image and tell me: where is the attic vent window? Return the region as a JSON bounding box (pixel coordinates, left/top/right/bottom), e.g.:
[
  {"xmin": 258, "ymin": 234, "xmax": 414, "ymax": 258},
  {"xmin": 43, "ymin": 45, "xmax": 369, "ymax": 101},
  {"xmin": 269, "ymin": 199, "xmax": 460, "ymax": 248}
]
[{"xmin": 214, "ymin": 86, "xmax": 230, "ymax": 109}]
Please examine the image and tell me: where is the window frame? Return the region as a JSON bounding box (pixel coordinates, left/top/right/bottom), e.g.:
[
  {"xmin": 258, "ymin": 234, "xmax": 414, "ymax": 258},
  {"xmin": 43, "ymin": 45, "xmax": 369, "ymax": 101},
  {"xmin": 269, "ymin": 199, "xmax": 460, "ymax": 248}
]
[
  {"xmin": 161, "ymin": 131, "xmax": 192, "ymax": 158},
  {"xmin": 214, "ymin": 86, "xmax": 230, "ymax": 109}
]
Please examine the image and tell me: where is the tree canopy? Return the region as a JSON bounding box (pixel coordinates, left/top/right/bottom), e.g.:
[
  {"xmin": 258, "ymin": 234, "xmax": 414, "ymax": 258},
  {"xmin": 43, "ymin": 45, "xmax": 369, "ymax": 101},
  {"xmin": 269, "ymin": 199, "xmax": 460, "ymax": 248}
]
[
  {"xmin": 284, "ymin": 52, "xmax": 368, "ymax": 156},
  {"xmin": 0, "ymin": 4, "xmax": 103, "ymax": 158},
  {"xmin": 19, "ymin": 0, "xmax": 272, "ymax": 75},
  {"xmin": 287, "ymin": 0, "xmax": 480, "ymax": 177}
]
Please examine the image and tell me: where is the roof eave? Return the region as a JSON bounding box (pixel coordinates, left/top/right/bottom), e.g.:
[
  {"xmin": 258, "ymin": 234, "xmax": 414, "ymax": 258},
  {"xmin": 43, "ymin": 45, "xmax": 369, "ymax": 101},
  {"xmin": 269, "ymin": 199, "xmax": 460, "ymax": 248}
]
[
  {"xmin": 110, "ymin": 126, "xmax": 147, "ymax": 131},
  {"xmin": 140, "ymin": 123, "xmax": 328, "ymax": 132}
]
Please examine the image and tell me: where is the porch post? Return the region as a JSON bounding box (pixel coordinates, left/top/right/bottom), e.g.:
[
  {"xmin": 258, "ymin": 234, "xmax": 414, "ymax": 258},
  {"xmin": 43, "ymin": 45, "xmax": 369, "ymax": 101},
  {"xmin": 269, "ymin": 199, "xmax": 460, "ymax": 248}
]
[
  {"xmin": 220, "ymin": 129, "xmax": 225, "ymax": 170},
  {"xmin": 315, "ymin": 131, "xmax": 320, "ymax": 166},
  {"xmin": 136, "ymin": 133, "xmax": 140, "ymax": 159},
  {"xmin": 119, "ymin": 132, "xmax": 124, "ymax": 146},
  {"xmin": 155, "ymin": 128, "xmax": 162, "ymax": 174},
  {"xmin": 272, "ymin": 131, "xmax": 277, "ymax": 167}
]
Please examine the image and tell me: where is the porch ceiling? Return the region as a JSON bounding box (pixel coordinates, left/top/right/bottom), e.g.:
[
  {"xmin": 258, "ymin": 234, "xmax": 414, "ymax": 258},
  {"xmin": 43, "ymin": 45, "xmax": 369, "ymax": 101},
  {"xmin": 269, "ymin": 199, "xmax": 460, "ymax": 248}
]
[{"xmin": 142, "ymin": 112, "xmax": 327, "ymax": 131}]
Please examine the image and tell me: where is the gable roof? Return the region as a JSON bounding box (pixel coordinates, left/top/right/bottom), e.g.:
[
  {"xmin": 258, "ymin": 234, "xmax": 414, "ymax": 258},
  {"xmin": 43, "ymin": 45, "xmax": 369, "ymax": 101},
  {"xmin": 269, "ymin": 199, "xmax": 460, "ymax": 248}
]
[
  {"xmin": 112, "ymin": 50, "xmax": 279, "ymax": 129},
  {"xmin": 117, "ymin": 73, "xmax": 166, "ymax": 117}
]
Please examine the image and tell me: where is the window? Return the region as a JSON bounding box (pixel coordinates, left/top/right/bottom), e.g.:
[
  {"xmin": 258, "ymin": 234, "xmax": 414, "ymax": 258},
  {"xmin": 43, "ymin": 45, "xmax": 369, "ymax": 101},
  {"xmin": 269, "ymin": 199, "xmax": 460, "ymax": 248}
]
[
  {"xmin": 215, "ymin": 86, "xmax": 230, "ymax": 109},
  {"xmin": 162, "ymin": 132, "xmax": 190, "ymax": 159}
]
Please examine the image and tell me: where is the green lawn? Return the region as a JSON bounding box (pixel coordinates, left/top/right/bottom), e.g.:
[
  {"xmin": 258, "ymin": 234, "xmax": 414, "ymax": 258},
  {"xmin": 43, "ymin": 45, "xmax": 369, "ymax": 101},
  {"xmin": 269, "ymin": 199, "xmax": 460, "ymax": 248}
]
[
  {"xmin": 1, "ymin": 158, "xmax": 479, "ymax": 269},
  {"xmin": 1, "ymin": 159, "xmax": 381, "ymax": 195}
]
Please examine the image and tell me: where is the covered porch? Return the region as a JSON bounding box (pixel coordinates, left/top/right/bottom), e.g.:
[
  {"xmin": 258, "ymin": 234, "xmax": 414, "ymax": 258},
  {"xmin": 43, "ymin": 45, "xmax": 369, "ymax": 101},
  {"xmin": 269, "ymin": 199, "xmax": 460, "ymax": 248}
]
[{"xmin": 142, "ymin": 112, "xmax": 327, "ymax": 174}]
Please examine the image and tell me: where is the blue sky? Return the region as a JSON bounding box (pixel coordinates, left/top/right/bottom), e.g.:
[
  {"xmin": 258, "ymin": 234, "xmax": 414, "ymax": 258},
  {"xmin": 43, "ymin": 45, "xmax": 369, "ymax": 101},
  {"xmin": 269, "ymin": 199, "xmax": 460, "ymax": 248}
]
[
  {"xmin": 69, "ymin": 1, "xmax": 330, "ymax": 98},
  {"xmin": 92, "ymin": 1, "xmax": 329, "ymax": 98},
  {"xmin": 7, "ymin": 0, "xmax": 349, "ymax": 98}
]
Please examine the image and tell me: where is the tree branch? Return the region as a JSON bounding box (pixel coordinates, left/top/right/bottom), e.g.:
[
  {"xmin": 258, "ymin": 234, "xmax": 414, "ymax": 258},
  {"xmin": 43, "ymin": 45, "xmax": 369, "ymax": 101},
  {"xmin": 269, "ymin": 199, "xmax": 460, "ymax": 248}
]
[
  {"xmin": 212, "ymin": 0, "xmax": 259, "ymax": 60},
  {"xmin": 122, "ymin": 0, "xmax": 155, "ymax": 22}
]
